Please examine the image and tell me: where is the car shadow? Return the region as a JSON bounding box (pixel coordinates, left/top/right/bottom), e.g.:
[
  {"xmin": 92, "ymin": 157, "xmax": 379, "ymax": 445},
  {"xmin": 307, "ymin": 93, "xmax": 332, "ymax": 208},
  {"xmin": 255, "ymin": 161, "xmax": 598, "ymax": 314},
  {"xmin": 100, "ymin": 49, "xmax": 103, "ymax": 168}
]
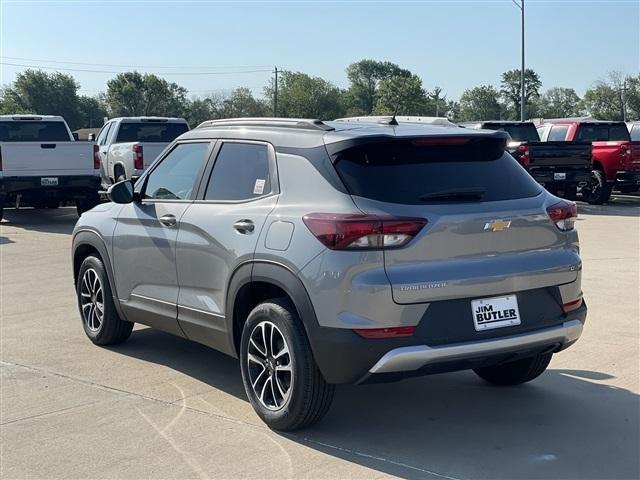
[
  {"xmin": 110, "ymin": 328, "xmax": 639, "ymax": 480},
  {"xmin": 0, "ymin": 206, "xmax": 78, "ymax": 234},
  {"xmin": 576, "ymin": 194, "xmax": 640, "ymax": 218}
]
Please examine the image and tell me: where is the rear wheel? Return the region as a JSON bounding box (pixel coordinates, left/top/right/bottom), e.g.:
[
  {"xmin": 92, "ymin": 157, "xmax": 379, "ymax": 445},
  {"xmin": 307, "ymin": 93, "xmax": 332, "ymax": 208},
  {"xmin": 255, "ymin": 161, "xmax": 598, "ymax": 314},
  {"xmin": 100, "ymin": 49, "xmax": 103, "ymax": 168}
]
[
  {"xmin": 473, "ymin": 352, "xmax": 553, "ymax": 386},
  {"xmin": 114, "ymin": 165, "xmax": 126, "ymax": 183},
  {"xmin": 77, "ymin": 255, "xmax": 133, "ymax": 345},
  {"xmin": 239, "ymin": 299, "xmax": 334, "ymax": 431},
  {"xmin": 582, "ymin": 170, "xmax": 612, "ymax": 204}
]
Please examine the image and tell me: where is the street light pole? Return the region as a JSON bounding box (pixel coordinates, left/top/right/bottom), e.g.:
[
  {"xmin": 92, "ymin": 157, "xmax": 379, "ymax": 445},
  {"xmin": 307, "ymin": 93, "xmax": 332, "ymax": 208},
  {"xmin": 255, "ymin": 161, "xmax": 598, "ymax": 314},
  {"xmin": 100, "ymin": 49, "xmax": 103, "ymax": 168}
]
[{"xmin": 520, "ymin": 0, "xmax": 525, "ymax": 122}]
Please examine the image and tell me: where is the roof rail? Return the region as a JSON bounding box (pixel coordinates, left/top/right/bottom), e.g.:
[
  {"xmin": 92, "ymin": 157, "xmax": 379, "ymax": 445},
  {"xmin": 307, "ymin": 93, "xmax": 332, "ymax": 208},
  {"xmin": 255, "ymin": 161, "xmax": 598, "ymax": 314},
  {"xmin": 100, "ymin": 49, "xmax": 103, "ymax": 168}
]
[
  {"xmin": 335, "ymin": 115, "xmax": 458, "ymax": 128},
  {"xmin": 196, "ymin": 117, "xmax": 334, "ymax": 131}
]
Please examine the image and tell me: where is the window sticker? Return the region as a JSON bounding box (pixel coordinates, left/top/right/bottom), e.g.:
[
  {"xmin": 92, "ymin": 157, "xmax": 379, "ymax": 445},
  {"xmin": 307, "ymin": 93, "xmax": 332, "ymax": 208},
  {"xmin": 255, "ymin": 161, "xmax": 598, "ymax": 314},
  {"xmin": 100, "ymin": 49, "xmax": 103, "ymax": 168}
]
[{"xmin": 253, "ymin": 179, "xmax": 266, "ymax": 195}]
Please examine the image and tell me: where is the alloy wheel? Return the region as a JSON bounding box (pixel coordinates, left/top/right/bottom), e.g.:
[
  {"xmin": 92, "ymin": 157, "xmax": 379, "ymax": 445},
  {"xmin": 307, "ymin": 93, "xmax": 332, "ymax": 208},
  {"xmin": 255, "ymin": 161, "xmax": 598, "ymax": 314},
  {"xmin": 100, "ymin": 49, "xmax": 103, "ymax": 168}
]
[
  {"xmin": 247, "ymin": 321, "xmax": 293, "ymax": 410},
  {"xmin": 80, "ymin": 268, "xmax": 104, "ymax": 332}
]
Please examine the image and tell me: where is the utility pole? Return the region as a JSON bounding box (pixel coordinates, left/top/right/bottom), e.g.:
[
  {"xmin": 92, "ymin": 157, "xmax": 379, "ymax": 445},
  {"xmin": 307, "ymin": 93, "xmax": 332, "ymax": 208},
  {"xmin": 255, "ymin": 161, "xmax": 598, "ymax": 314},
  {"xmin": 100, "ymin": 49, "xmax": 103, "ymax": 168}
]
[
  {"xmin": 273, "ymin": 67, "xmax": 278, "ymax": 117},
  {"xmin": 622, "ymin": 78, "xmax": 627, "ymax": 122}
]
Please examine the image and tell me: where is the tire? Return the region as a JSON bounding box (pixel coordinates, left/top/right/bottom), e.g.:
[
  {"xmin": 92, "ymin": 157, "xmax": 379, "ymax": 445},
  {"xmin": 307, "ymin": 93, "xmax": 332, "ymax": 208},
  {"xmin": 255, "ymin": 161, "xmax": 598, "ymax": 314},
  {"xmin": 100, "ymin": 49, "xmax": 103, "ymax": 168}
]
[
  {"xmin": 582, "ymin": 170, "xmax": 612, "ymax": 205},
  {"xmin": 114, "ymin": 165, "xmax": 126, "ymax": 183},
  {"xmin": 46, "ymin": 199, "xmax": 60, "ymax": 209},
  {"xmin": 76, "ymin": 255, "xmax": 133, "ymax": 345},
  {"xmin": 239, "ymin": 298, "xmax": 335, "ymax": 431},
  {"xmin": 473, "ymin": 352, "xmax": 553, "ymax": 386},
  {"xmin": 76, "ymin": 193, "xmax": 100, "ymax": 216}
]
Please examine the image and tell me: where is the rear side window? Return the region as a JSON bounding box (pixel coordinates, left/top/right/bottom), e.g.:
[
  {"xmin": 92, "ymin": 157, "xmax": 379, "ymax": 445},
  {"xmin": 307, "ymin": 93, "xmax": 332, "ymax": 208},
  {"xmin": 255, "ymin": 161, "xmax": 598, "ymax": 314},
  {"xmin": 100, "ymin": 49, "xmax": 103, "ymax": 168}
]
[
  {"xmin": 576, "ymin": 124, "xmax": 630, "ymax": 141},
  {"xmin": 0, "ymin": 121, "xmax": 70, "ymax": 142},
  {"xmin": 630, "ymin": 124, "xmax": 640, "ymax": 141},
  {"xmin": 204, "ymin": 143, "xmax": 271, "ymax": 201},
  {"xmin": 116, "ymin": 122, "xmax": 188, "ymax": 143},
  {"xmin": 547, "ymin": 125, "xmax": 569, "ymax": 141},
  {"xmin": 334, "ymin": 139, "xmax": 542, "ymax": 204}
]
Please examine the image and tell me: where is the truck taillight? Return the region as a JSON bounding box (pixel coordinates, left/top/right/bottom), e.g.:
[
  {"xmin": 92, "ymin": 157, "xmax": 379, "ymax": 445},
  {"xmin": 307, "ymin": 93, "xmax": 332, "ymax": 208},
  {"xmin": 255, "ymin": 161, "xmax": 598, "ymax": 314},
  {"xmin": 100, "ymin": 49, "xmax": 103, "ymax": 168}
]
[
  {"xmin": 93, "ymin": 144, "xmax": 101, "ymax": 170},
  {"xmin": 547, "ymin": 200, "xmax": 577, "ymax": 231},
  {"xmin": 517, "ymin": 144, "xmax": 530, "ymax": 166},
  {"xmin": 133, "ymin": 145, "xmax": 143, "ymax": 170},
  {"xmin": 303, "ymin": 213, "xmax": 427, "ymax": 250}
]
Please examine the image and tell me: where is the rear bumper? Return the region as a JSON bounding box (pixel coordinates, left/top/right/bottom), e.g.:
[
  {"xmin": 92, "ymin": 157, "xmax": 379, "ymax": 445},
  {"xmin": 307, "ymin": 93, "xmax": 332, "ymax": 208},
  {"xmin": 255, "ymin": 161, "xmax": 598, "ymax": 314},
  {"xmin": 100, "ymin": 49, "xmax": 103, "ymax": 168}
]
[
  {"xmin": 309, "ymin": 299, "xmax": 587, "ymax": 385},
  {"xmin": 529, "ymin": 167, "xmax": 591, "ymax": 185},
  {"xmin": 369, "ymin": 319, "xmax": 582, "ymax": 375},
  {"xmin": 0, "ymin": 175, "xmax": 100, "ymax": 198},
  {"xmin": 615, "ymin": 171, "xmax": 640, "ymax": 186}
]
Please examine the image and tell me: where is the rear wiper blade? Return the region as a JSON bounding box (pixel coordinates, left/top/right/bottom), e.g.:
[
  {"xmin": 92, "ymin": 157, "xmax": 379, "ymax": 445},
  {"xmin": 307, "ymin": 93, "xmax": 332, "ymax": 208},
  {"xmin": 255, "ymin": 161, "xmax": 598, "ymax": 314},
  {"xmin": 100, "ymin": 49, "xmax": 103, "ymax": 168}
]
[{"xmin": 418, "ymin": 188, "xmax": 486, "ymax": 201}]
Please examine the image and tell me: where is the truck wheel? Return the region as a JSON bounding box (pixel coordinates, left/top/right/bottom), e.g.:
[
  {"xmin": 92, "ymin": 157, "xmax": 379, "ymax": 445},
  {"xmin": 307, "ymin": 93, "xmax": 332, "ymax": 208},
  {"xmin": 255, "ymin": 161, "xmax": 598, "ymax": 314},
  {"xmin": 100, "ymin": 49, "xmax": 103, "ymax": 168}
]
[
  {"xmin": 77, "ymin": 255, "xmax": 133, "ymax": 345},
  {"xmin": 582, "ymin": 170, "xmax": 612, "ymax": 205},
  {"xmin": 240, "ymin": 298, "xmax": 335, "ymax": 431},
  {"xmin": 46, "ymin": 199, "xmax": 60, "ymax": 209},
  {"xmin": 114, "ymin": 165, "xmax": 126, "ymax": 183},
  {"xmin": 474, "ymin": 352, "xmax": 553, "ymax": 386},
  {"xmin": 76, "ymin": 194, "xmax": 100, "ymax": 216}
]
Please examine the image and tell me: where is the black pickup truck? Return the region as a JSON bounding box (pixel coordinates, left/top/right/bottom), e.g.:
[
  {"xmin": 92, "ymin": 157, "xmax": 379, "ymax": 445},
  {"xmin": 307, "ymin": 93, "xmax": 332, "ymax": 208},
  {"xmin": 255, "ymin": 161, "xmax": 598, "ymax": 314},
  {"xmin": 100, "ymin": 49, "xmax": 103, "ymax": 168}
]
[{"xmin": 461, "ymin": 121, "xmax": 592, "ymax": 199}]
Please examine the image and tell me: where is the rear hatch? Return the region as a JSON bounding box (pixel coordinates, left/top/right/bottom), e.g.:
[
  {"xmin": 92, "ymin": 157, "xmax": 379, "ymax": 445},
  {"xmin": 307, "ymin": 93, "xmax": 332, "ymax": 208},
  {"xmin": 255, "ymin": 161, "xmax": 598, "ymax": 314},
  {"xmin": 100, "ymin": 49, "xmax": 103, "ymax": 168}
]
[{"xmin": 332, "ymin": 136, "xmax": 580, "ymax": 305}]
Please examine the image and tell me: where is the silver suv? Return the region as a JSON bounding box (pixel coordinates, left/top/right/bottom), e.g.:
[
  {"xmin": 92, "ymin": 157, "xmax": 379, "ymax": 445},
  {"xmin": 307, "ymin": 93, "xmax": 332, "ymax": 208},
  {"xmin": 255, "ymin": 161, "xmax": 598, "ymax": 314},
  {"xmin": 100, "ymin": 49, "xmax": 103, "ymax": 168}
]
[{"xmin": 72, "ymin": 117, "xmax": 587, "ymax": 430}]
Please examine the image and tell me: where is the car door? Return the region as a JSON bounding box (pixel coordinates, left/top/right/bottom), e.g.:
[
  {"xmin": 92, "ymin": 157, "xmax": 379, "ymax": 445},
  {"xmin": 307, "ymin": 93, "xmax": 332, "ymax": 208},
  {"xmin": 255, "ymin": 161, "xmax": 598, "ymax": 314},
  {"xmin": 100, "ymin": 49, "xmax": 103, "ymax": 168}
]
[
  {"xmin": 112, "ymin": 141, "xmax": 213, "ymax": 336},
  {"xmin": 174, "ymin": 140, "xmax": 278, "ymax": 353}
]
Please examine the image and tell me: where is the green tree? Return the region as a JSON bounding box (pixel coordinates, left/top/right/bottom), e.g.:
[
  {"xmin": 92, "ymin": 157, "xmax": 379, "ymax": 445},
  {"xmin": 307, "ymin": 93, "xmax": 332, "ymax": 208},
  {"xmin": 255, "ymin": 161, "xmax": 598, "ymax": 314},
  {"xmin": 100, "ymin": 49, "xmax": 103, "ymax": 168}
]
[
  {"xmin": 427, "ymin": 86, "xmax": 448, "ymax": 117},
  {"xmin": 220, "ymin": 87, "xmax": 269, "ymax": 118},
  {"xmin": 457, "ymin": 85, "xmax": 502, "ymax": 121},
  {"xmin": 345, "ymin": 59, "xmax": 411, "ymax": 115},
  {"xmin": 500, "ymin": 68, "xmax": 542, "ymax": 119},
  {"xmin": 105, "ymin": 72, "xmax": 188, "ymax": 117},
  {"xmin": 536, "ymin": 87, "xmax": 582, "ymax": 119},
  {"xmin": 373, "ymin": 74, "xmax": 428, "ymax": 115},
  {"xmin": 624, "ymin": 74, "xmax": 640, "ymax": 121},
  {"xmin": 77, "ymin": 95, "xmax": 108, "ymax": 129},
  {"xmin": 0, "ymin": 69, "xmax": 83, "ymax": 129},
  {"xmin": 264, "ymin": 71, "xmax": 344, "ymax": 119},
  {"xmin": 185, "ymin": 97, "xmax": 217, "ymax": 127}
]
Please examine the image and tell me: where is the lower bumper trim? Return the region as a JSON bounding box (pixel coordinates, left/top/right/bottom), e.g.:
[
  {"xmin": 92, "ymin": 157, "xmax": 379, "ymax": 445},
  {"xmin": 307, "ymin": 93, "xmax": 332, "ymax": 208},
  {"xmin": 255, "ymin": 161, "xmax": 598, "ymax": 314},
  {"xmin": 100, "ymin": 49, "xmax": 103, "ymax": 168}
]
[{"xmin": 369, "ymin": 320, "xmax": 583, "ymax": 374}]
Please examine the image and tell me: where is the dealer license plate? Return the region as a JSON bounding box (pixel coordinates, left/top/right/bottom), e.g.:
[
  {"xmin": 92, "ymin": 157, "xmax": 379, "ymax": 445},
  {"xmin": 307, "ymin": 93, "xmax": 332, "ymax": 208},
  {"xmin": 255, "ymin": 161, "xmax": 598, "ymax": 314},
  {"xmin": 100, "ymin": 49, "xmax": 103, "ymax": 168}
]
[
  {"xmin": 471, "ymin": 295, "xmax": 521, "ymax": 331},
  {"xmin": 554, "ymin": 172, "xmax": 567, "ymax": 180}
]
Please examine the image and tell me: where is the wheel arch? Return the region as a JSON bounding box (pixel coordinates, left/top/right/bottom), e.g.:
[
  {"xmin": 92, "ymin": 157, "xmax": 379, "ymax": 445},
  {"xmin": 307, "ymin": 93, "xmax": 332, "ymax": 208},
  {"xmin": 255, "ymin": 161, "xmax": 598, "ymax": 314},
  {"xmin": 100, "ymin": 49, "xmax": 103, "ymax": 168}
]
[{"xmin": 72, "ymin": 230, "xmax": 128, "ymax": 321}]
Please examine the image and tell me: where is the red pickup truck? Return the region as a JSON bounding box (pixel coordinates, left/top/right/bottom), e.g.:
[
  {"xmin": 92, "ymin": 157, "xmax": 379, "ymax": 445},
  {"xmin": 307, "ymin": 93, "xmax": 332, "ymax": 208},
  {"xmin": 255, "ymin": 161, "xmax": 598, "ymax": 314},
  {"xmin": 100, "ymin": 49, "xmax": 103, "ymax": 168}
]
[{"xmin": 537, "ymin": 119, "xmax": 640, "ymax": 204}]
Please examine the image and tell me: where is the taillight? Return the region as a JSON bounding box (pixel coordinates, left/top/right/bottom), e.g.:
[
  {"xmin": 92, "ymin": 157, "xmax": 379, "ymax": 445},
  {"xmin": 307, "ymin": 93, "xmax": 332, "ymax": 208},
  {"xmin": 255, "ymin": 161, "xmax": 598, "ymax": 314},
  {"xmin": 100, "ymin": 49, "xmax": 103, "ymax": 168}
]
[
  {"xmin": 562, "ymin": 297, "xmax": 583, "ymax": 313},
  {"xmin": 518, "ymin": 144, "xmax": 530, "ymax": 166},
  {"xmin": 93, "ymin": 144, "xmax": 100, "ymax": 169},
  {"xmin": 133, "ymin": 145, "xmax": 143, "ymax": 170},
  {"xmin": 354, "ymin": 326, "xmax": 416, "ymax": 339},
  {"xmin": 547, "ymin": 200, "xmax": 577, "ymax": 231},
  {"xmin": 302, "ymin": 213, "xmax": 427, "ymax": 250}
]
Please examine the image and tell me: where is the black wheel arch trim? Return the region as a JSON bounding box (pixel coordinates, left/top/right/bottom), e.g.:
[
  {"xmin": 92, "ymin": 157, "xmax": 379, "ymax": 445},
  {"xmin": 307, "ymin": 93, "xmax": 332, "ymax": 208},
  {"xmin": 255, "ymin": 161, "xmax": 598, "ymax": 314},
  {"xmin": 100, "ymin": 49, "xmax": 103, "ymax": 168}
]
[{"xmin": 72, "ymin": 229, "xmax": 129, "ymax": 322}]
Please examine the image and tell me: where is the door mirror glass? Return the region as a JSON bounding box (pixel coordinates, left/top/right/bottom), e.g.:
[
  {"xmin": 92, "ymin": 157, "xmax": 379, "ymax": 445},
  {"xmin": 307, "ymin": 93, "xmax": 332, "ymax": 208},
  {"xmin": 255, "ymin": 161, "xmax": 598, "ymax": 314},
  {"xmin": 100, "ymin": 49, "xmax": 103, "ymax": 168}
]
[{"xmin": 107, "ymin": 179, "xmax": 134, "ymax": 204}]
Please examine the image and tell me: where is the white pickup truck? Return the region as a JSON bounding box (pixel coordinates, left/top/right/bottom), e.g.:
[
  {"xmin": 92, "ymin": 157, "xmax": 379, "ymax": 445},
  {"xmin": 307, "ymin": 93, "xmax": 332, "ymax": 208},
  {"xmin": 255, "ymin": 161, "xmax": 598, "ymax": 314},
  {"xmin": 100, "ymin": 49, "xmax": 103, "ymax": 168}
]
[
  {"xmin": 0, "ymin": 115, "xmax": 101, "ymax": 220},
  {"xmin": 91, "ymin": 117, "xmax": 189, "ymax": 185}
]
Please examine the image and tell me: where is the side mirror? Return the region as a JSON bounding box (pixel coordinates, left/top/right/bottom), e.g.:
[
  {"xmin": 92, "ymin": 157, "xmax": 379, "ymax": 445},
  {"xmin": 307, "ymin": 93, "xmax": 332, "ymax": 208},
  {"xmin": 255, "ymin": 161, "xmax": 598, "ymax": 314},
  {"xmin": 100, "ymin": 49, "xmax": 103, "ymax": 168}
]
[
  {"xmin": 87, "ymin": 133, "xmax": 96, "ymax": 142},
  {"xmin": 107, "ymin": 179, "xmax": 135, "ymax": 204},
  {"xmin": 72, "ymin": 132, "xmax": 80, "ymax": 141}
]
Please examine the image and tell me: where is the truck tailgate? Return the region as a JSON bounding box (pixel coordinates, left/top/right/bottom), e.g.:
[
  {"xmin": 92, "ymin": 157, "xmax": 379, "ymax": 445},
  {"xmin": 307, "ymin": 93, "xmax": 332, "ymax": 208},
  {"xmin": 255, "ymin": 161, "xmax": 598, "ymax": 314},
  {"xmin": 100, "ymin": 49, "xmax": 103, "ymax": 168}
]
[
  {"xmin": 528, "ymin": 141, "xmax": 591, "ymax": 167},
  {"xmin": 0, "ymin": 142, "xmax": 95, "ymax": 176}
]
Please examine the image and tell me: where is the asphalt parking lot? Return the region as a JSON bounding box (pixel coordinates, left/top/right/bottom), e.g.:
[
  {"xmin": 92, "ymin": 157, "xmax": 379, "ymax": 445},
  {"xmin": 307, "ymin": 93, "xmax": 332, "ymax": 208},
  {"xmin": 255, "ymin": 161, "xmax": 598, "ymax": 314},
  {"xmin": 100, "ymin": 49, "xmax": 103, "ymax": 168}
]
[{"xmin": 1, "ymin": 197, "xmax": 638, "ymax": 480}]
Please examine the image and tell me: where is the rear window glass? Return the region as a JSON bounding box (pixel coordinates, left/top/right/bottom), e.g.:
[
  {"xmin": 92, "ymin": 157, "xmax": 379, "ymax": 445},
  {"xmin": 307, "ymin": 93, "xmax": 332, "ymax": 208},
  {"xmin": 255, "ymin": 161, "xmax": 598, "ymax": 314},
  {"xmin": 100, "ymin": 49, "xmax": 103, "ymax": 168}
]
[
  {"xmin": 547, "ymin": 125, "xmax": 569, "ymax": 142},
  {"xmin": 484, "ymin": 124, "xmax": 539, "ymax": 142},
  {"xmin": 630, "ymin": 124, "xmax": 640, "ymax": 141},
  {"xmin": 116, "ymin": 122, "xmax": 188, "ymax": 143},
  {"xmin": 576, "ymin": 124, "xmax": 630, "ymax": 142},
  {"xmin": 334, "ymin": 139, "xmax": 542, "ymax": 204},
  {"xmin": 0, "ymin": 121, "xmax": 70, "ymax": 142}
]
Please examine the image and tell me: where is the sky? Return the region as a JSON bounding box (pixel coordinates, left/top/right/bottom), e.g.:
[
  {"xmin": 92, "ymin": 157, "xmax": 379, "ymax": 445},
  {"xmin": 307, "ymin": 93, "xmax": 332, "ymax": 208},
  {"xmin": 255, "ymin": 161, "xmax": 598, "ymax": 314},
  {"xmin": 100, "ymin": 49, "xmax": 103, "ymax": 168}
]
[{"xmin": 1, "ymin": 0, "xmax": 638, "ymax": 101}]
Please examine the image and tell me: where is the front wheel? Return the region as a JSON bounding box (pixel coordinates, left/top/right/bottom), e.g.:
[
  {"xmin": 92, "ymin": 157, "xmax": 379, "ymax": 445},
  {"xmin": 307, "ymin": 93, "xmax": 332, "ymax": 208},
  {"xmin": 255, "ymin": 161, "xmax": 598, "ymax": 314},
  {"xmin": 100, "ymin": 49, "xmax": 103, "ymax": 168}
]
[
  {"xmin": 473, "ymin": 352, "xmax": 553, "ymax": 386},
  {"xmin": 77, "ymin": 255, "xmax": 133, "ymax": 345},
  {"xmin": 240, "ymin": 299, "xmax": 334, "ymax": 431}
]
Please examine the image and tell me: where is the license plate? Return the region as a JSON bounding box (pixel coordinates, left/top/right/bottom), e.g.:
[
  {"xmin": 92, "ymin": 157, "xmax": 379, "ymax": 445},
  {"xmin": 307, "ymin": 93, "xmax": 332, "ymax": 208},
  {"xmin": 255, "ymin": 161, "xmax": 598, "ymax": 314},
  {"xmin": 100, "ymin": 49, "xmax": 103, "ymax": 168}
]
[
  {"xmin": 471, "ymin": 295, "xmax": 521, "ymax": 331},
  {"xmin": 41, "ymin": 177, "xmax": 58, "ymax": 186},
  {"xmin": 554, "ymin": 172, "xmax": 567, "ymax": 180}
]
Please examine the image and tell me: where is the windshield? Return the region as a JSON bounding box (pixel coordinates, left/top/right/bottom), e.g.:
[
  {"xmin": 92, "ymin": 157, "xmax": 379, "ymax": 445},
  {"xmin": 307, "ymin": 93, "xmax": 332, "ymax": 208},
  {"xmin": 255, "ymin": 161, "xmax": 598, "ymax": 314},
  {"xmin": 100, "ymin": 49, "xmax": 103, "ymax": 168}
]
[
  {"xmin": 576, "ymin": 124, "xmax": 630, "ymax": 142},
  {"xmin": 484, "ymin": 123, "xmax": 540, "ymax": 142},
  {"xmin": 0, "ymin": 121, "xmax": 71, "ymax": 142},
  {"xmin": 334, "ymin": 139, "xmax": 542, "ymax": 204},
  {"xmin": 116, "ymin": 122, "xmax": 189, "ymax": 143}
]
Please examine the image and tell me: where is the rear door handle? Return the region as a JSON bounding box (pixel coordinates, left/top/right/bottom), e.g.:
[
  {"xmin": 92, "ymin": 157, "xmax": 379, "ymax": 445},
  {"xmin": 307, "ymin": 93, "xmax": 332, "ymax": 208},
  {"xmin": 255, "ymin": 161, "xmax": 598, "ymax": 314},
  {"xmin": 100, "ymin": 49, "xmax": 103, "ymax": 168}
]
[
  {"xmin": 159, "ymin": 214, "xmax": 177, "ymax": 227},
  {"xmin": 233, "ymin": 219, "xmax": 255, "ymax": 234}
]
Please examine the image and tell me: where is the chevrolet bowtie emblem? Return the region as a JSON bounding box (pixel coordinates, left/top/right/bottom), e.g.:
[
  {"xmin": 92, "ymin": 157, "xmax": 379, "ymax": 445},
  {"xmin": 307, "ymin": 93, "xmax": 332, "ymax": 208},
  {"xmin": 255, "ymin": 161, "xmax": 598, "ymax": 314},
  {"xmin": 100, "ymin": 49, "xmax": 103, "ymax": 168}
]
[{"xmin": 484, "ymin": 220, "xmax": 512, "ymax": 232}]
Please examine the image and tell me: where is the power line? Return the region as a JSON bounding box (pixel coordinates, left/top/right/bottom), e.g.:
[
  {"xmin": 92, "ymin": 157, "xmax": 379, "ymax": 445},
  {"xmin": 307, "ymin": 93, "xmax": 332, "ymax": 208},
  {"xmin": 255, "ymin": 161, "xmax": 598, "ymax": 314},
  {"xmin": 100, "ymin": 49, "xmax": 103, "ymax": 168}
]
[
  {"xmin": 0, "ymin": 56, "xmax": 274, "ymax": 70},
  {"xmin": 0, "ymin": 62, "xmax": 273, "ymax": 76}
]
